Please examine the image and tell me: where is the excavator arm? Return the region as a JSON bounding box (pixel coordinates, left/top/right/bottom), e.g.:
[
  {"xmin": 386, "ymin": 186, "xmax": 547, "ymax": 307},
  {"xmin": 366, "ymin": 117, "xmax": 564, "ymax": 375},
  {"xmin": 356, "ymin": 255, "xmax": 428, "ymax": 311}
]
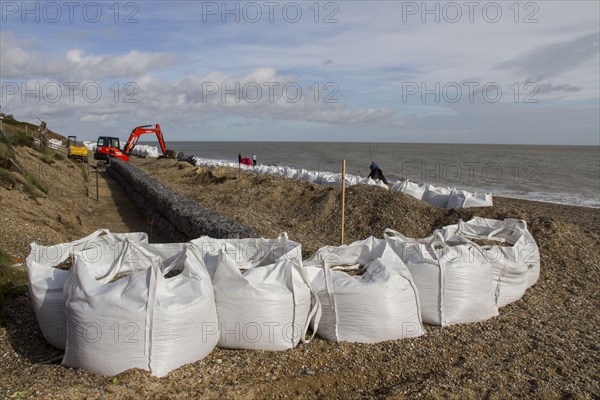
[{"xmin": 124, "ymin": 124, "xmax": 174, "ymax": 158}]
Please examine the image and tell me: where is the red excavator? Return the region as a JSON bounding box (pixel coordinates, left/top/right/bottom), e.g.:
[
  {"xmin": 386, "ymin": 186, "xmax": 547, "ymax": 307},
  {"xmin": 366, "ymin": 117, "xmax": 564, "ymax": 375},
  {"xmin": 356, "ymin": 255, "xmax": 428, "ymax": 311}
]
[
  {"xmin": 94, "ymin": 123, "xmax": 176, "ymax": 163},
  {"xmin": 94, "ymin": 136, "xmax": 128, "ymax": 162}
]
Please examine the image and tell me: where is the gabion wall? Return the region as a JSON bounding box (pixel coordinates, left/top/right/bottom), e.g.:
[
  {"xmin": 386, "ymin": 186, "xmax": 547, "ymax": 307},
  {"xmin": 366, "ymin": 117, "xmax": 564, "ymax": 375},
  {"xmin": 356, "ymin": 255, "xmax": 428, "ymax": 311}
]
[{"xmin": 107, "ymin": 159, "xmax": 258, "ymax": 241}]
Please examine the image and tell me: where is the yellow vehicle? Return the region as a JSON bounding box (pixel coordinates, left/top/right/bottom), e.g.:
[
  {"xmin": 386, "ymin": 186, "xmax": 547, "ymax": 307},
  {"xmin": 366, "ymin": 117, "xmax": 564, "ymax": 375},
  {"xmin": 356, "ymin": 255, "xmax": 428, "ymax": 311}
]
[{"xmin": 66, "ymin": 135, "xmax": 88, "ymax": 162}]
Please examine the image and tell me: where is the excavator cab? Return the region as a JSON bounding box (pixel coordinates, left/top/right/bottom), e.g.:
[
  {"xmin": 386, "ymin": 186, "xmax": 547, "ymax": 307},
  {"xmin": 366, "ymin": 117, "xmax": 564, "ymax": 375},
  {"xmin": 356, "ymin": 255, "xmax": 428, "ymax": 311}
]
[{"xmin": 94, "ymin": 136, "xmax": 129, "ymax": 162}]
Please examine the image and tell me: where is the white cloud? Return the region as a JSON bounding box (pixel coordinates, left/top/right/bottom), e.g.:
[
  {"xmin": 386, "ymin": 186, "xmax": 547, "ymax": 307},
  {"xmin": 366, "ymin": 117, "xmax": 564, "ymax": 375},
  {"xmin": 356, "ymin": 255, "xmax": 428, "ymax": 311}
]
[
  {"xmin": 41, "ymin": 48, "xmax": 175, "ymax": 80},
  {"xmin": 1, "ymin": 32, "xmax": 175, "ymax": 81},
  {"xmin": 1, "ymin": 1, "xmax": 598, "ymax": 143},
  {"xmin": 1, "ymin": 68, "xmax": 399, "ymax": 138},
  {"xmin": 0, "ymin": 32, "xmax": 38, "ymax": 78}
]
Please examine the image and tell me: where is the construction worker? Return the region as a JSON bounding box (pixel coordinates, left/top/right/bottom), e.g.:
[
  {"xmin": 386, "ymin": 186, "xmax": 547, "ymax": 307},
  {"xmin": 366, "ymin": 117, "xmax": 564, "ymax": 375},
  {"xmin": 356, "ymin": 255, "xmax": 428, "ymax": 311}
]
[{"xmin": 368, "ymin": 162, "xmax": 388, "ymax": 184}]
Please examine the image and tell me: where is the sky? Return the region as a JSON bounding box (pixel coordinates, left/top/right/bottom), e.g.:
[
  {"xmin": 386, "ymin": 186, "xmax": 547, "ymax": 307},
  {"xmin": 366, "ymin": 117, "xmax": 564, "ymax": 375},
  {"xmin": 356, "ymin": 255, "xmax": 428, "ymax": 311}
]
[{"xmin": 0, "ymin": 0, "xmax": 599, "ymax": 144}]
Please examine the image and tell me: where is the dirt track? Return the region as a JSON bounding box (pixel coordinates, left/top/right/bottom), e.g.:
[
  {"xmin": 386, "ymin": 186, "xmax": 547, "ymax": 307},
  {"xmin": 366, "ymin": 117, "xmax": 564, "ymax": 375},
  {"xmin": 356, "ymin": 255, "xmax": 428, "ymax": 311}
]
[{"xmin": 93, "ymin": 164, "xmax": 166, "ymax": 243}]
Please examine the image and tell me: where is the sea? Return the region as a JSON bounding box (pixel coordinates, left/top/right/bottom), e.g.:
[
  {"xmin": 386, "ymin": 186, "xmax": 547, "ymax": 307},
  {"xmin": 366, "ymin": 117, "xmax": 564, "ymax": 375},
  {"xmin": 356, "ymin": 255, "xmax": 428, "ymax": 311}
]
[{"xmin": 151, "ymin": 142, "xmax": 599, "ymax": 208}]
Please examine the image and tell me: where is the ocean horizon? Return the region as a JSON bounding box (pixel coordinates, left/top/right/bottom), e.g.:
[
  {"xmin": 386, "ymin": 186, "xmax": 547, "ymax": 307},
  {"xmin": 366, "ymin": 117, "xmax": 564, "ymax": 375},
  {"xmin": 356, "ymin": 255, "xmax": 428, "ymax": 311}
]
[{"xmin": 138, "ymin": 141, "xmax": 600, "ymax": 208}]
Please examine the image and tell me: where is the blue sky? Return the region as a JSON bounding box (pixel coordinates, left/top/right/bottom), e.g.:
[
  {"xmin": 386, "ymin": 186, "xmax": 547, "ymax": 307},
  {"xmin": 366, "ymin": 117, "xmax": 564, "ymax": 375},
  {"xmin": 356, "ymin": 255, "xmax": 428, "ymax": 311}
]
[{"xmin": 1, "ymin": 1, "xmax": 599, "ymax": 144}]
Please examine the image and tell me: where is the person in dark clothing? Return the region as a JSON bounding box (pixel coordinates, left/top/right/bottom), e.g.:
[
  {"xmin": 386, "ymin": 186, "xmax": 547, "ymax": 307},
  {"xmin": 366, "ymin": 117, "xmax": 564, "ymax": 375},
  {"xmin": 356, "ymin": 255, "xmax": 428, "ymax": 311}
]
[
  {"xmin": 238, "ymin": 153, "xmax": 242, "ymax": 165},
  {"xmin": 368, "ymin": 162, "xmax": 389, "ymax": 184}
]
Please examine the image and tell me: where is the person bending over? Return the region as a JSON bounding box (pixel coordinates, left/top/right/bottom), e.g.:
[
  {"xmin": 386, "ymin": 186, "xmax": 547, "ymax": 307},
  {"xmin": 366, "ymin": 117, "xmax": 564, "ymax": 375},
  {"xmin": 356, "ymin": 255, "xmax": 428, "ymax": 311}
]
[{"xmin": 368, "ymin": 162, "xmax": 388, "ymax": 184}]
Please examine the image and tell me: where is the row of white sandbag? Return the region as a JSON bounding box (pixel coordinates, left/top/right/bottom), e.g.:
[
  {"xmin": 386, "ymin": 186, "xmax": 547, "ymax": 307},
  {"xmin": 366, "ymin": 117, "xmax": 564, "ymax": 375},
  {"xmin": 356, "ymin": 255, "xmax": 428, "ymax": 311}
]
[
  {"xmin": 82, "ymin": 141, "xmax": 160, "ymax": 159},
  {"xmin": 191, "ymin": 157, "xmax": 492, "ymax": 208},
  {"xmin": 26, "ymin": 232, "xmax": 422, "ymax": 376},
  {"xmin": 324, "ymin": 216, "xmax": 540, "ymax": 327},
  {"xmin": 25, "ymin": 217, "xmax": 538, "ymax": 376},
  {"xmin": 83, "ymin": 141, "xmax": 97, "ymax": 152},
  {"xmin": 391, "ymin": 180, "xmax": 493, "ymax": 208},
  {"xmin": 26, "ymin": 232, "xmax": 318, "ymax": 377},
  {"xmin": 129, "ymin": 144, "xmax": 159, "ymax": 158}
]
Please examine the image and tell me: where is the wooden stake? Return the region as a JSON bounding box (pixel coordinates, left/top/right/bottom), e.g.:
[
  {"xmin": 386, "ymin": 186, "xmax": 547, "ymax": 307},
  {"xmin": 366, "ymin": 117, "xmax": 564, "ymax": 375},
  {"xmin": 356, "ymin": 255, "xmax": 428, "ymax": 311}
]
[
  {"xmin": 96, "ymin": 169, "xmax": 99, "ymax": 202},
  {"xmin": 341, "ymin": 159, "xmax": 346, "ymax": 245}
]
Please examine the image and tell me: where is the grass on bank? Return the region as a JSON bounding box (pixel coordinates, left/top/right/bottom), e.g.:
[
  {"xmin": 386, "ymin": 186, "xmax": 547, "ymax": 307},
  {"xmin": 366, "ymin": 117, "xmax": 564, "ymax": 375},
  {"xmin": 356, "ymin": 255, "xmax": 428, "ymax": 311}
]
[
  {"xmin": 25, "ymin": 173, "xmax": 48, "ymax": 196},
  {"xmin": 8, "ymin": 132, "xmax": 34, "ymax": 148},
  {"xmin": 0, "ymin": 167, "xmax": 48, "ymax": 199},
  {"xmin": 40, "ymin": 153, "xmax": 55, "ymax": 165},
  {"xmin": 0, "ymin": 248, "xmax": 28, "ymax": 311}
]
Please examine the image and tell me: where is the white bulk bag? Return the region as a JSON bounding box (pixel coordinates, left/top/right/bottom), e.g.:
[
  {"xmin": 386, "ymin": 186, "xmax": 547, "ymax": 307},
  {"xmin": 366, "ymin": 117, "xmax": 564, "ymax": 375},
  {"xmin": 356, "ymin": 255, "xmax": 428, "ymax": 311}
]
[
  {"xmin": 146, "ymin": 146, "xmax": 159, "ymax": 158},
  {"xmin": 391, "ymin": 180, "xmax": 403, "ymax": 192},
  {"xmin": 441, "ymin": 217, "xmax": 540, "ymax": 304},
  {"xmin": 25, "ymin": 230, "xmax": 148, "ymax": 350},
  {"xmin": 83, "ymin": 141, "xmax": 97, "ymax": 151},
  {"xmin": 283, "ymin": 166, "xmax": 295, "ymax": 179},
  {"xmin": 372, "ymin": 179, "xmax": 390, "ymax": 190},
  {"xmin": 447, "ymin": 189, "xmax": 493, "ymax": 208},
  {"xmin": 191, "ymin": 234, "xmax": 319, "ymax": 351},
  {"xmin": 357, "ymin": 177, "xmax": 389, "ymax": 190},
  {"xmin": 305, "ymin": 238, "xmax": 424, "ymax": 343},
  {"xmin": 306, "ymin": 236, "xmax": 386, "ymax": 267},
  {"xmin": 421, "ymin": 184, "xmax": 452, "ymax": 208},
  {"xmin": 469, "ymin": 192, "xmax": 493, "ymax": 208},
  {"xmin": 191, "ymin": 233, "xmax": 302, "ymax": 269},
  {"xmin": 209, "ymin": 254, "xmax": 319, "ymax": 351},
  {"xmin": 302, "ymin": 169, "xmax": 317, "ymax": 183},
  {"xmin": 401, "ymin": 180, "xmax": 426, "ymax": 201},
  {"xmin": 63, "ymin": 242, "xmax": 218, "ymax": 377},
  {"xmin": 256, "ymin": 165, "xmax": 267, "ymax": 174},
  {"xmin": 344, "ymin": 175, "xmax": 359, "ymax": 186},
  {"xmin": 293, "ymin": 169, "xmax": 305, "ymax": 180},
  {"xmin": 385, "ymin": 230, "xmax": 498, "ymax": 326},
  {"xmin": 447, "ymin": 189, "xmax": 469, "ymax": 209}
]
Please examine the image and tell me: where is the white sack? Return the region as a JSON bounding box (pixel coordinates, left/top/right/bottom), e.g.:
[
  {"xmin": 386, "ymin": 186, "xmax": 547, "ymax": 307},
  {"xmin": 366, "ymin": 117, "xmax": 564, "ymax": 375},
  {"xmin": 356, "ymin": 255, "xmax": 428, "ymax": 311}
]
[
  {"xmin": 421, "ymin": 184, "xmax": 452, "ymax": 208},
  {"xmin": 306, "ymin": 236, "xmax": 386, "ymax": 267},
  {"xmin": 191, "ymin": 233, "xmax": 302, "ymax": 269},
  {"xmin": 83, "ymin": 141, "xmax": 97, "ymax": 151},
  {"xmin": 391, "ymin": 180, "xmax": 403, "ymax": 192},
  {"xmin": 63, "ymin": 242, "xmax": 218, "ymax": 377},
  {"xmin": 145, "ymin": 146, "xmax": 159, "ymax": 158},
  {"xmin": 397, "ymin": 180, "xmax": 426, "ymax": 201},
  {"xmin": 447, "ymin": 189, "xmax": 493, "ymax": 208},
  {"xmin": 191, "ymin": 234, "xmax": 318, "ymax": 351},
  {"xmin": 305, "ymin": 238, "xmax": 424, "ymax": 343},
  {"xmin": 441, "ymin": 217, "xmax": 540, "ymax": 305},
  {"xmin": 25, "ymin": 230, "xmax": 148, "ymax": 349},
  {"xmin": 385, "ymin": 230, "xmax": 498, "ymax": 326}
]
